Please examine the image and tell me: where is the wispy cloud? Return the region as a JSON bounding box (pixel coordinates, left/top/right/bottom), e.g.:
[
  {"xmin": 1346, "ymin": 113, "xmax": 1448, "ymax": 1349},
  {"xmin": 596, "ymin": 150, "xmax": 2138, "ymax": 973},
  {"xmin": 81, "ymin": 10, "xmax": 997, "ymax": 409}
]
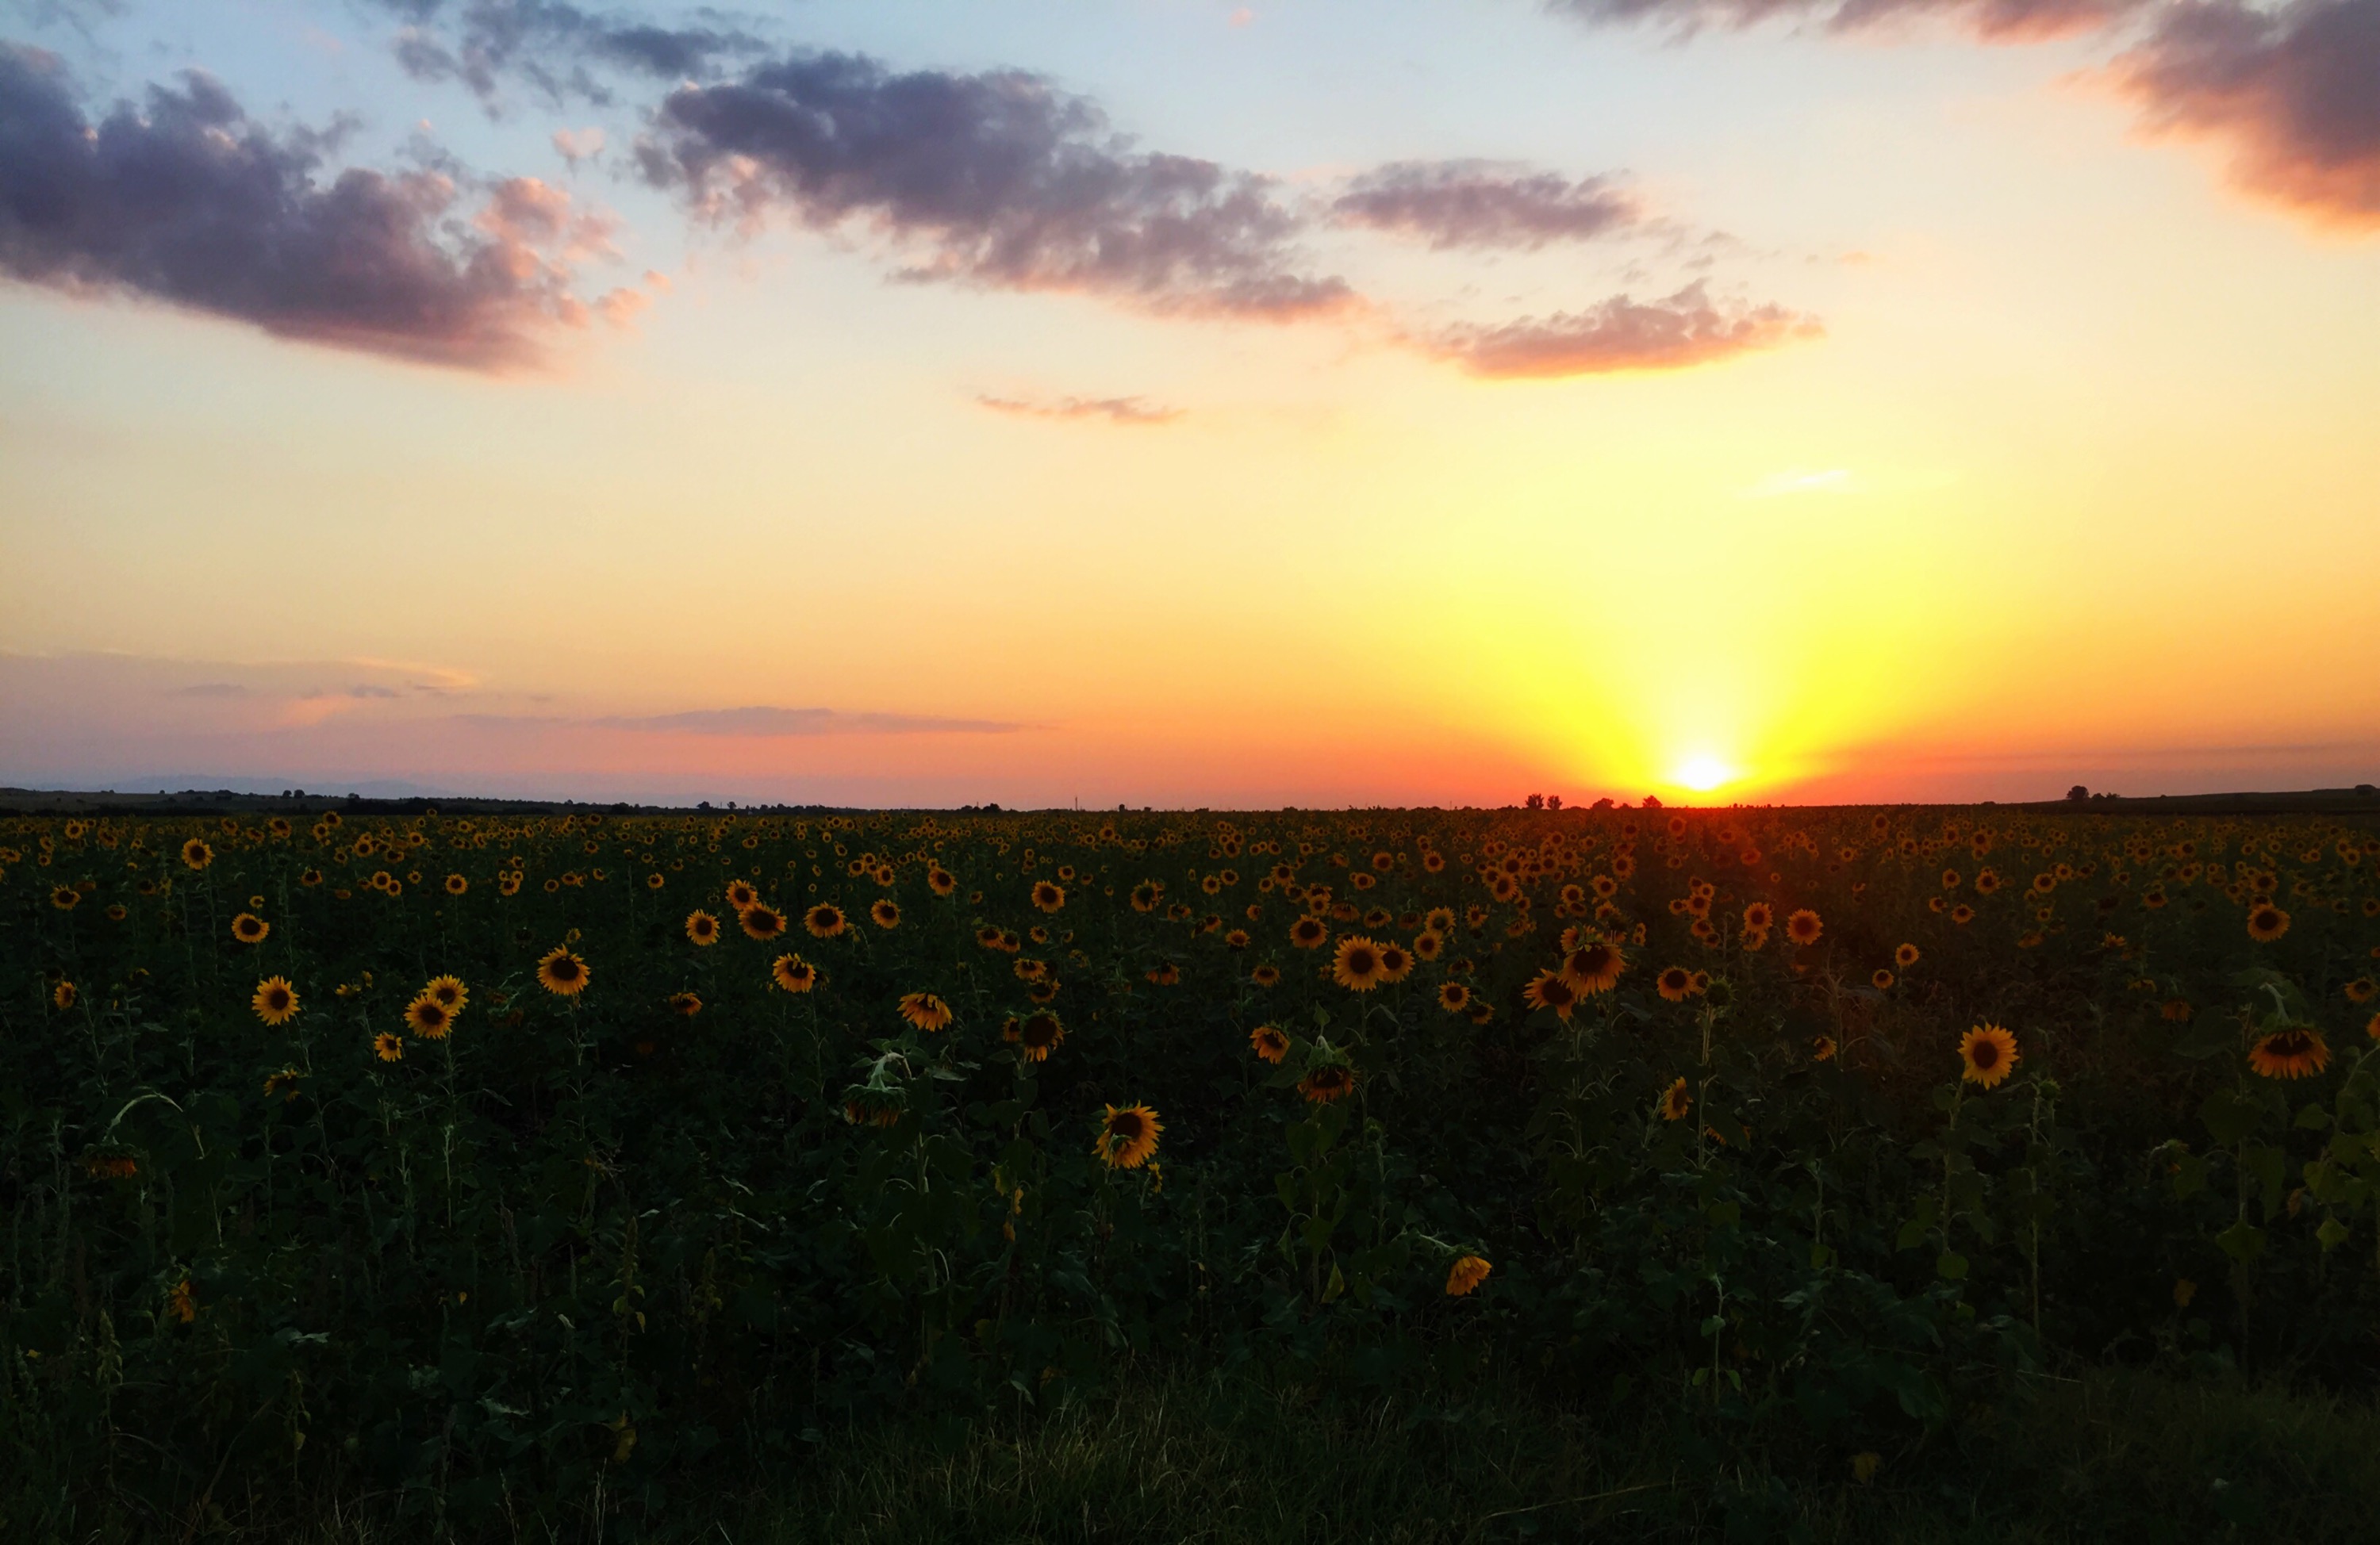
[
  {"xmin": 1331, "ymin": 160, "xmax": 1642, "ymax": 249},
  {"xmin": 1427, "ymin": 282, "xmax": 1819, "ymax": 378},
  {"xmin": 589, "ymin": 707, "xmax": 1026, "ymax": 737},
  {"xmin": 975, "ymin": 393, "xmax": 1184, "ymax": 425}
]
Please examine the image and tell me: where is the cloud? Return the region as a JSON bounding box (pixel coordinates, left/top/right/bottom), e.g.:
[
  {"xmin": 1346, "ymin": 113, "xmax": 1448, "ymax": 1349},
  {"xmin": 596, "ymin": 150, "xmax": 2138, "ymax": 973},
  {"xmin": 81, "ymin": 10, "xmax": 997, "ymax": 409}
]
[
  {"xmin": 369, "ymin": 0, "xmax": 764, "ymax": 105},
  {"xmin": 975, "ymin": 393, "xmax": 1184, "ymax": 424},
  {"xmin": 591, "ymin": 707, "xmax": 1025, "ymax": 736},
  {"xmin": 1428, "ymin": 281, "xmax": 1819, "ymax": 377},
  {"xmin": 636, "ymin": 50, "xmax": 1355, "ymax": 320},
  {"xmin": 1545, "ymin": 0, "xmax": 2146, "ymax": 40},
  {"xmin": 1331, "ymin": 160, "xmax": 1641, "ymax": 248},
  {"xmin": 2109, "ymin": 0, "xmax": 2380, "ymax": 228},
  {"xmin": 0, "ymin": 44, "xmax": 635, "ymax": 369}
]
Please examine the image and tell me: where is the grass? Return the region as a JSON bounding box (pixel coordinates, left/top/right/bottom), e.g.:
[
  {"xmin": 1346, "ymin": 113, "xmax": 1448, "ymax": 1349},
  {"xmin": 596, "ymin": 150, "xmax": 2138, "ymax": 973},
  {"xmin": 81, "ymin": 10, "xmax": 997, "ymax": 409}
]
[{"xmin": 16, "ymin": 1363, "xmax": 2379, "ymax": 1543}]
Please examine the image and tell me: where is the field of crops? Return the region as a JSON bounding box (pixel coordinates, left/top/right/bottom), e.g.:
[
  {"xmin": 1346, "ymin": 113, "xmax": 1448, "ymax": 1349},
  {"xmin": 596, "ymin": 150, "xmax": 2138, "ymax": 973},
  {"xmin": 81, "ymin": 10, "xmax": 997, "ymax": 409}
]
[{"xmin": 6, "ymin": 801, "xmax": 2380, "ymax": 1538}]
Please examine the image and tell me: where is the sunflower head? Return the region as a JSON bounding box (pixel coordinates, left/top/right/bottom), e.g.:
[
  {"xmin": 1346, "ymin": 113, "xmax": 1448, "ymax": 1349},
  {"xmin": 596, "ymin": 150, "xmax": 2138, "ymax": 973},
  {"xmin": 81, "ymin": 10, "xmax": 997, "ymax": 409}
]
[
  {"xmin": 772, "ymin": 954, "xmax": 820, "ymax": 993},
  {"xmin": 740, "ymin": 903, "xmax": 788, "ymax": 941},
  {"xmin": 1251, "ymin": 964, "xmax": 1282, "ymax": 987},
  {"xmin": 405, "ymin": 995, "xmax": 454, "ymax": 1040},
  {"xmin": 685, "ymin": 910, "xmax": 722, "ymax": 946},
  {"xmin": 1130, "ymin": 880, "xmax": 1163, "ymax": 913},
  {"xmin": 1291, "ymin": 917, "xmax": 1330, "ymax": 950},
  {"xmin": 1658, "ymin": 1077, "xmax": 1693, "ymax": 1122},
  {"xmin": 1959, "ymin": 1024, "xmax": 2020, "ymax": 1089},
  {"xmin": 806, "ymin": 903, "xmax": 849, "ymax": 939},
  {"xmin": 251, "ymin": 976, "xmax": 300, "ymax": 1026},
  {"xmin": 871, "ymin": 899, "xmax": 901, "ymax": 930},
  {"xmin": 1250, "ymin": 1024, "xmax": 1290, "ymax": 1064},
  {"xmin": 898, "ymin": 991, "xmax": 954, "ymax": 1032},
  {"xmin": 181, "ymin": 838, "xmax": 213, "ymax": 871},
  {"xmin": 1095, "ymin": 1103, "xmax": 1163, "ymax": 1169},
  {"xmin": 52, "ymin": 980, "xmax": 78, "ymax": 1010},
  {"xmin": 2247, "ymin": 903, "xmax": 2290, "ymax": 941},
  {"xmin": 1786, "ymin": 909, "xmax": 1823, "ymax": 945},
  {"xmin": 1438, "ymin": 981, "xmax": 1471, "ymax": 1013},
  {"xmin": 1032, "ymin": 880, "xmax": 1065, "ymax": 913},
  {"xmin": 536, "ymin": 947, "xmax": 590, "ymax": 996},
  {"xmin": 1559, "ymin": 939, "xmax": 1625, "ymax": 994},
  {"xmin": 725, "ymin": 880, "xmax": 760, "ymax": 911},
  {"xmin": 1811, "ymin": 1033, "xmax": 1838, "ymax": 1062},
  {"xmin": 1445, "ymin": 1255, "xmax": 1491, "ymax": 1297},
  {"xmin": 1872, "ymin": 968, "xmax": 1896, "ymax": 991},
  {"xmin": 1895, "ymin": 943, "xmax": 1920, "ymax": 968},
  {"xmin": 1297, "ymin": 1062, "xmax": 1357, "ymax": 1104},
  {"xmin": 1657, "ymin": 966, "xmax": 1694, "ymax": 1003},
  {"xmin": 1016, "ymin": 1011, "xmax": 1065, "ymax": 1061},
  {"xmin": 424, "ymin": 975, "xmax": 467, "ymax": 1011},
  {"xmin": 1523, "ymin": 968, "xmax": 1580, "ymax": 1021},
  {"xmin": 670, "ymin": 991, "xmax": 703, "ymax": 1018},
  {"xmin": 1332, "ymin": 936, "xmax": 1388, "ymax": 992},
  {"xmin": 2248, "ymin": 1026, "xmax": 2330, "ymax": 1080},
  {"xmin": 373, "ymin": 1030, "xmax": 405, "ymax": 1064},
  {"xmin": 443, "ymin": 874, "xmax": 469, "ymax": 896},
  {"xmin": 231, "ymin": 912, "xmax": 269, "ymax": 945}
]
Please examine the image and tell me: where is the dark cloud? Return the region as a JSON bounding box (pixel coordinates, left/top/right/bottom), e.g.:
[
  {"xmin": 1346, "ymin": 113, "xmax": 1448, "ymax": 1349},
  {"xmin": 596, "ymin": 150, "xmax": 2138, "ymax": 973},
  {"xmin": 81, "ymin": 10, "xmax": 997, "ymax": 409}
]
[
  {"xmin": 367, "ymin": 1, "xmax": 767, "ymax": 105},
  {"xmin": 0, "ymin": 43, "xmax": 629, "ymax": 368},
  {"xmin": 638, "ymin": 51, "xmax": 1354, "ymax": 319},
  {"xmin": 1429, "ymin": 282, "xmax": 1818, "ymax": 377},
  {"xmin": 1332, "ymin": 160, "xmax": 1641, "ymax": 248},
  {"xmin": 2112, "ymin": 0, "xmax": 2380, "ymax": 227},
  {"xmin": 975, "ymin": 393, "xmax": 1184, "ymax": 425},
  {"xmin": 591, "ymin": 707, "xmax": 1025, "ymax": 737},
  {"xmin": 1546, "ymin": 0, "xmax": 2146, "ymax": 40}
]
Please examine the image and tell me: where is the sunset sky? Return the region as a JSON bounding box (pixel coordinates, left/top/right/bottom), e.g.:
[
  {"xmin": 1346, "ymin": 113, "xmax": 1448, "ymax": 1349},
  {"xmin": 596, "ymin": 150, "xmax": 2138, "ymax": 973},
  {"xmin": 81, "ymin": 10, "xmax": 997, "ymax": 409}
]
[{"xmin": 2, "ymin": 0, "xmax": 2374, "ymax": 807}]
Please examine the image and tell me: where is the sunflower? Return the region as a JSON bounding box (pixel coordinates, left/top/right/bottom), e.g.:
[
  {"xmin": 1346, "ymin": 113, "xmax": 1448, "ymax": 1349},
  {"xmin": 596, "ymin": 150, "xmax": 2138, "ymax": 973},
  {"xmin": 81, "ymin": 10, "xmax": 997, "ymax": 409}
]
[
  {"xmin": 1281, "ymin": 918, "xmax": 1328, "ymax": 957},
  {"xmin": 1656, "ymin": 966, "xmax": 1695, "ymax": 1003},
  {"xmin": 443, "ymin": 873, "xmax": 469, "ymax": 896},
  {"xmin": 1376, "ymin": 942, "xmax": 1415, "ymax": 983},
  {"xmin": 670, "ymin": 991, "xmax": 703, "ymax": 1018},
  {"xmin": 251, "ymin": 976, "xmax": 300, "ymax": 1026},
  {"xmin": 1658, "ymin": 1077, "xmax": 1692, "ymax": 1122},
  {"xmin": 1130, "ymin": 880, "xmax": 1163, "ymax": 913},
  {"xmin": 1250, "ymin": 1025, "xmax": 1290, "ymax": 1064},
  {"xmin": 1786, "ymin": 909, "xmax": 1823, "ymax": 945},
  {"xmin": 2347, "ymin": 979, "xmax": 2377, "ymax": 1006},
  {"xmin": 1438, "ymin": 981, "xmax": 1471, "ymax": 1014},
  {"xmin": 1225, "ymin": 928, "xmax": 1251, "ymax": 949},
  {"xmin": 647, "ymin": 872, "xmax": 665, "ymax": 890},
  {"xmin": 1015, "ymin": 1011, "xmax": 1065, "ymax": 1061},
  {"xmin": 536, "ymin": 947, "xmax": 590, "ymax": 996},
  {"xmin": 1894, "ymin": 942, "xmax": 1920, "ymax": 968},
  {"xmin": 1251, "ymin": 964, "xmax": 1282, "ymax": 987},
  {"xmin": 50, "ymin": 884, "xmax": 80, "ymax": 911},
  {"xmin": 771, "ymin": 954, "xmax": 820, "ymax": 993},
  {"xmin": 685, "ymin": 910, "xmax": 723, "ymax": 946},
  {"xmin": 1095, "ymin": 1103, "xmax": 1163, "ymax": 1169},
  {"xmin": 1558, "ymin": 938, "xmax": 1625, "ymax": 995},
  {"xmin": 230, "ymin": 911, "xmax": 269, "ymax": 945},
  {"xmin": 373, "ymin": 1030, "xmax": 405, "ymax": 1063},
  {"xmin": 1872, "ymin": 968, "xmax": 1896, "ymax": 991},
  {"xmin": 1326, "ymin": 936, "xmax": 1385, "ymax": 992},
  {"xmin": 870, "ymin": 899, "xmax": 901, "ymax": 930},
  {"xmin": 1522, "ymin": 968, "xmax": 1580, "ymax": 1021},
  {"xmin": 1026, "ymin": 978, "xmax": 1061, "ymax": 1003},
  {"xmin": 1424, "ymin": 906, "xmax": 1457, "ymax": 935},
  {"xmin": 1445, "ymin": 1255, "xmax": 1492, "ymax": 1297},
  {"xmin": 263, "ymin": 1068, "xmax": 304, "ymax": 1102},
  {"xmin": 2248, "ymin": 1027, "xmax": 2330, "ymax": 1080},
  {"xmin": 725, "ymin": 880, "xmax": 760, "ymax": 911},
  {"xmin": 2367, "ymin": 1011, "xmax": 2380, "ymax": 1042},
  {"xmin": 1959, "ymin": 1025, "xmax": 2020, "ymax": 1089},
  {"xmin": 898, "ymin": 991, "xmax": 954, "ymax": 1032},
  {"xmin": 927, "ymin": 866, "xmax": 957, "ymax": 897},
  {"xmin": 2246, "ymin": 903, "xmax": 2289, "ymax": 941},
  {"xmin": 1032, "ymin": 880, "xmax": 1065, "ymax": 913},
  {"xmin": 421, "ymin": 975, "xmax": 466, "ymax": 1012},
  {"xmin": 181, "ymin": 838, "xmax": 213, "ymax": 871},
  {"xmin": 405, "ymin": 995, "xmax": 454, "ymax": 1040},
  {"xmin": 1298, "ymin": 1064, "xmax": 1357, "ymax": 1103},
  {"xmin": 1812, "ymin": 1033, "xmax": 1838, "ymax": 1062},
  {"xmin": 805, "ymin": 903, "xmax": 849, "ymax": 939},
  {"xmin": 740, "ymin": 903, "xmax": 789, "ymax": 941},
  {"xmin": 52, "ymin": 980, "xmax": 77, "ymax": 1010}
]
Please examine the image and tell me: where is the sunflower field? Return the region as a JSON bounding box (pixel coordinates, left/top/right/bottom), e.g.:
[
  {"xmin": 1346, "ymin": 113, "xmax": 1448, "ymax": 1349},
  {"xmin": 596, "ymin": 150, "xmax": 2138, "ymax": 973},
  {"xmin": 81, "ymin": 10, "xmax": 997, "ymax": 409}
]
[{"xmin": 6, "ymin": 802, "xmax": 2380, "ymax": 1536}]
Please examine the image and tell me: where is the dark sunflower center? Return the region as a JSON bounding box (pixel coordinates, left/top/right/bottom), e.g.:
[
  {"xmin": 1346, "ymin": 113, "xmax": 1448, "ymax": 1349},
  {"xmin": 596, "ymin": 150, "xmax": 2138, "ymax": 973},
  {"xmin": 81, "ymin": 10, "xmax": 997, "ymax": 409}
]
[
  {"xmin": 1111, "ymin": 1114, "xmax": 1144, "ymax": 1140},
  {"xmin": 1974, "ymin": 1043, "xmax": 1999, "ymax": 1068}
]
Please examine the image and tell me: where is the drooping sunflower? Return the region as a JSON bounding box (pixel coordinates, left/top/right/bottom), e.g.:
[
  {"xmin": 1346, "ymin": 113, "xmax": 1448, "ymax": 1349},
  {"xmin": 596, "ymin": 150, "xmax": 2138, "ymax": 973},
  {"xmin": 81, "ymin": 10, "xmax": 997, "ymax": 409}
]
[
  {"xmin": 870, "ymin": 899, "xmax": 901, "ymax": 930},
  {"xmin": 1445, "ymin": 1255, "xmax": 1492, "ymax": 1297},
  {"xmin": 1331, "ymin": 936, "xmax": 1388, "ymax": 991},
  {"xmin": 1811, "ymin": 1033, "xmax": 1838, "ymax": 1062},
  {"xmin": 771, "ymin": 954, "xmax": 820, "ymax": 993},
  {"xmin": 1032, "ymin": 880, "xmax": 1066, "ymax": 913},
  {"xmin": 405, "ymin": 995, "xmax": 455, "ymax": 1040},
  {"xmin": 1015, "ymin": 1011, "xmax": 1065, "ymax": 1062},
  {"xmin": 536, "ymin": 947, "xmax": 590, "ymax": 996},
  {"xmin": 725, "ymin": 880, "xmax": 760, "ymax": 911},
  {"xmin": 263, "ymin": 1068, "xmax": 304, "ymax": 1102},
  {"xmin": 373, "ymin": 1030, "xmax": 405, "ymax": 1064},
  {"xmin": 1291, "ymin": 916, "xmax": 1330, "ymax": 950},
  {"xmin": 1438, "ymin": 981, "xmax": 1471, "ymax": 1014},
  {"xmin": 741, "ymin": 903, "xmax": 789, "ymax": 941},
  {"xmin": 1656, "ymin": 966, "xmax": 1695, "ymax": 1003},
  {"xmin": 181, "ymin": 838, "xmax": 213, "ymax": 871},
  {"xmin": 1095, "ymin": 1103, "xmax": 1163, "ymax": 1169},
  {"xmin": 1959, "ymin": 1024, "xmax": 2021, "ymax": 1089},
  {"xmin": 1251, "ymin": 964, "xmax": 1282, "ymax": 987},
  {"xmin": 805, "ymin": 903, "xmax": 849, "ymax": 939},
  {"xmin": 52, "ymin": 980, "xmax": 78, "ymax": 1010},
  {"xmin": 670, "ymin": 991, "xmax": 703, "ymax": 1018},
  {"xmin": 231, "ymin": 912, "xmax": 269, "ymax": 945},
  {"xmin": 2248, "ymin": 1026, "xmax": 2330, "ymax": 1080},
  {"xmin": 1658, "ymin": 1077, "xmax": 1693, "ymax": 1122},
  {"xmin": 898, "ymin": 991, "xmax": 954, "ymax": 1032},
  {"xmin": 251, "ymin": 976, "xmax": 301, "ymax": 1026},
  {"xmin": 1299, "ymin": 1062, "xmax": 1357, "ymax": 1103},
  {"xmin": 2246, "ymin": 904, "xmax": 2290, "ymax": 942},
  {"xmin": 1558, "ymin": 938, "xmax": 1625, "ymax": 995},
  {"xmin": 1250, "ymin": 1024, "xmax": 1290, "ymax": 1063},
  {"xmin": 1894, "ymin": 943, "xmax": 1920, "ymax": 968},
  {"xmin": 1786, "ymin": 909, "xmax": 1824, "ymax": 945},
  {"xmin": 1522, "ymin": 968, "xmax": 1580, "ymax": 1021},
  {"xmin": 685, "ymin": 910, "xmax": 722, "ymax": 946}
]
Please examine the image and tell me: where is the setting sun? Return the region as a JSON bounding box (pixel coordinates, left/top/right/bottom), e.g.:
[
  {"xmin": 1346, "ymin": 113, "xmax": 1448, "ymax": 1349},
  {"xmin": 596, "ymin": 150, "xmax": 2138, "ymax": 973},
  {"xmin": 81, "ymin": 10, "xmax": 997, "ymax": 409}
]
[{"xmin": 1675, "ymin": 755, "xmax": 1734, "ymax": 793}]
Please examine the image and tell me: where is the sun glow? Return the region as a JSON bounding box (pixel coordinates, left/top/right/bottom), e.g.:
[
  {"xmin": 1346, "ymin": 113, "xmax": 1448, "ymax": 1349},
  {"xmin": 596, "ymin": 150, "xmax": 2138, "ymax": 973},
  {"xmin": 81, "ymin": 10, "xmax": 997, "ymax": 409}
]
[{"xmin": 1674, "ymin": 754, "xmax": 1734, "ymax": 793}]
